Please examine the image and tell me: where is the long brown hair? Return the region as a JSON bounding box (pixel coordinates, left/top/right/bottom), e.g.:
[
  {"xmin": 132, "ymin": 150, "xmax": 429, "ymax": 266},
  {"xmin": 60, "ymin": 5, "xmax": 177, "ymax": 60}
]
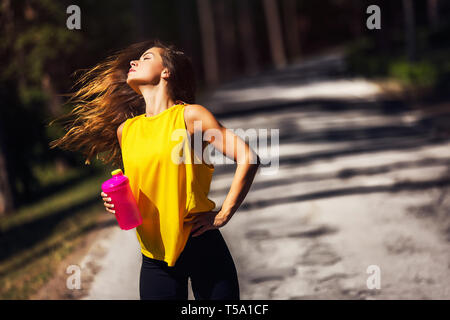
[{"xmin": 48, "ymin": 39, "xmax": 196, "ymax": 168}]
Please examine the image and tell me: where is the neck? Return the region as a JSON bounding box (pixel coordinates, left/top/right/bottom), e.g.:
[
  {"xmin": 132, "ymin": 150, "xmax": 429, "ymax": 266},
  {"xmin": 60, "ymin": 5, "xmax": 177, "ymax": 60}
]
[{"xmin": 139, "ymin": 85, "xmax": 176, "ymax": 117}]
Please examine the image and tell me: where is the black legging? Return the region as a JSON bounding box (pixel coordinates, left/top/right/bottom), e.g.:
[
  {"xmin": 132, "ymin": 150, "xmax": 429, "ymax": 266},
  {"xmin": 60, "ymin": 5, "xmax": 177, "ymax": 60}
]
[{"xmin": 139, "ymin": 228, "xmax": 240, "ymax": 300}]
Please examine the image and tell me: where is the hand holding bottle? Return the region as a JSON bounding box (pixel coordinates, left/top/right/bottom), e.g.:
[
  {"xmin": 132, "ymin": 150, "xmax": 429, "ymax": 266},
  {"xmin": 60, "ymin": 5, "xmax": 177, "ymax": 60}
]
[
  {"xmin": 100, "ymin": 191, "xmax": 115, "ymax": 214},
  {"xmin": 101, "ymin": 169, "xmax": 142, "ymax": 230}
]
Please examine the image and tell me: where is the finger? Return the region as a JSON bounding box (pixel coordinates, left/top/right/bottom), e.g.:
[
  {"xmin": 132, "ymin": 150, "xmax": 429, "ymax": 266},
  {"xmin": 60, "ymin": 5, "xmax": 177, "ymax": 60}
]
[
  {"xmin": 193, "ymin": 224, "xmax": 210, "ymax": 236},
  {"xmin": 104, "ymin": 202, "xmax": 114, "ymax": 208},
  {"xmin": 190, "ymin": 223, "xmax": 200, "ymax": 232},
  {"xmin": 192, "ymin": 225, "xmax": 209, "ymax": 237},
  {"xmin": 102, "ymin": 197, "xmax": 112, "ymax": 202},
  {"xmin": 188, "ymin": 211, "xmax": 211, "ymax": 217},
  {"xmin": 101, "ymin": 192, "xmax": 107, "ymax": 197},
  {"xmin": 106, "ymin": 208, "xmax": 115, "ymax": 214},
  {"xmin": 190, "ymin": 223, "xmax": 203, "ymax": 234}
]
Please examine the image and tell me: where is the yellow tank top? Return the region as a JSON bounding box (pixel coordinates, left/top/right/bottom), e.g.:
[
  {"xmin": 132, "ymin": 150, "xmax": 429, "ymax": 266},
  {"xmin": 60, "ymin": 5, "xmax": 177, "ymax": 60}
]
[{"xmin": 121, "ymin": 103, "xmax": 216, "ymax": 267}]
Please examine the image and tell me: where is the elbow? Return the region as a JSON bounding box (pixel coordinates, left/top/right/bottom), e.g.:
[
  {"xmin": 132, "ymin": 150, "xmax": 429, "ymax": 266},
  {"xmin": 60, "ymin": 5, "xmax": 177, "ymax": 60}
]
[
  {"xmin": 237, "ymin": 149, "xmax": 261, "ymax": 167},
  {"xmin": 247, "ymin": 153, "xmax": 261, "ymax": 167}
]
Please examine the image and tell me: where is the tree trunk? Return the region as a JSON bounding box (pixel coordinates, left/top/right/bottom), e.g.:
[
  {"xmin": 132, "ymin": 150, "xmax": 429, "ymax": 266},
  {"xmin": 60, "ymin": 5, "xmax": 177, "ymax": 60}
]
[
  {"xmin": 262, "ymin": 0, "xmax": 287, "ymax": 69},
  {"xmin": 0, "ymin": 0, "xmax": 15, "ymax": 215},
  {"xmin": 196, "ymin": 0, "xmax": 220, "ymax": 87},
  {"xmin": 41, "ymin": 73, "xmax": 63, "ymax": 117},
  {"xmin": 213, "ymin": 0, "xmax": 238, "ymax": 82},
  {"xmin": 350, "ymin": 0, "xmax": 364, "ymax": 39},
  {"xmin": 0, "ymin": 127, "xmax": 14, "ymax": 215},
  {"xmin": 281, "ymin": 0, "xmax": 301, "ymax": 63},
  {"xmin": 402, "ymin": 0, "xmax": 417, "ymax": 62},
  {"xmin": 236, "ymin": 0, "xmax": 260, "ymax": 75},
  {"xmin": 427, "ymin": 0, "xmax": 439, "ymax": 30},
  {"xmin": 175, "ymin": 0, "xmax": 195, "ymax": 58}
]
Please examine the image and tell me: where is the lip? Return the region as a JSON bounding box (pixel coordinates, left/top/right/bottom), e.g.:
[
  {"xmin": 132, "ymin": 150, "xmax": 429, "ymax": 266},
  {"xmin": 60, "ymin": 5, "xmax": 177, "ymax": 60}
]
[{"xmin": 128, "ymin": 69, "xmax": 136, "ymax": 73}]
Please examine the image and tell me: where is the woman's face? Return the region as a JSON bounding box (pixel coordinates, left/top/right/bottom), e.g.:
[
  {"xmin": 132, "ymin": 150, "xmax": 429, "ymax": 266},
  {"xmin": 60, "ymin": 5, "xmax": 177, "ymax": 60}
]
[{"xmin": 126, "ymin": 46, "xmax": 169, "ymax": 94}]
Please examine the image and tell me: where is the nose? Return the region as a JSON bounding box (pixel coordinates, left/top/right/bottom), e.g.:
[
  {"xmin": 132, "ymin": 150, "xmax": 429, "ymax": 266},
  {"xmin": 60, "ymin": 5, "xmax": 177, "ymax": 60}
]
[{"xmin": 130, "ymin": 60, "xmax": 138, "ymax": 67}]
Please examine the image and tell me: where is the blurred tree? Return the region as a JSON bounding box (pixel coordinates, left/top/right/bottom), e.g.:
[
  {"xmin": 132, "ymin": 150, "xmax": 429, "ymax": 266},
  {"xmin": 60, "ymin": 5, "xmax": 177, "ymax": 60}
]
[
  {"xmin": 0, "ymin": 127, "xmax": 14, "ymax": 214},
  {"xmin": 262, "ymin": 0, "xmax": 287, "ymax": 68},
  {"xmin": 0, "ymin": 0, "xmax": 15, "ymax": 214},
  {"xmin": 213, "ymin": 0, "xmax": 239, "ymax": 82},
  {"xmin": 427, "ymin": 0, "xmax": 439, "ymax": 30},
  {"xmin": 196, "ymin": 0, "xmax": 219, "ymax": 87},
  {"xmin": 402, "ymin": 0, "xmax": 417, "ymax": 62},
  {"xmin": 281, "ymin": 0, "xmax": 301, "ymax": 62},
  {"xmin": 236, "ymin": 0, "xmax": 260, "ymax": 75},
  {"xmin": 174, "ymin": 0, "xmax": 204, "ymax": 88},
  {"xmin": 349, "ymin": 0, "xmax": 364, "ymax": 39},
  {"xmin": 0, "ymin": 0, "xmax": 82, "ymax": 213},
  {"xmin": 0, "ymin": 0, "xmax": 135, "ymax": 213}
]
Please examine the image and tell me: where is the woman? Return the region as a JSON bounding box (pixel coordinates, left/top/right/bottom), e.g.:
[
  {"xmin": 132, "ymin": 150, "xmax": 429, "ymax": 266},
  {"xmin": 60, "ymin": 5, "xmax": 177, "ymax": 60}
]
[{"xmin": 49, "ymin": 39, "xmax": 260, "ymax": 300}]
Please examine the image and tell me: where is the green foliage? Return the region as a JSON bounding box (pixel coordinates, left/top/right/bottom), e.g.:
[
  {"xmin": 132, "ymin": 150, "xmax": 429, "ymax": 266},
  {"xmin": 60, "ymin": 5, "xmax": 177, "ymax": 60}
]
[
  {"xmin": 12, "ymin": 24, "xmax": 81, "ymax": 82},
  {"xmin": 0, "ymin": 0, "xmax": 134, "ymax": 208},
  {"xmin": 388, "ymin": 60, "xmax": 438, "ymax": 88},
  {"xmin": 345, "ymin": 24, "xmax": 450, "ymax": 91},
  {"xmin": 345, "ymin": 37, "xmax": 388, "ymax": 77},
  {"xmin": 0, "ymin": 1, "xmax": 81, "ymax": 105}
]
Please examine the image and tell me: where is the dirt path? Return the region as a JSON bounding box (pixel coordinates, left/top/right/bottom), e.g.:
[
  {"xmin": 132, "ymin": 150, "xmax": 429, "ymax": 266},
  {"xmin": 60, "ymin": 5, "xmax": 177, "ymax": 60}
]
[
  {"xmin": 213, "ymin": 96, "xmax": 450, "ymax": 299},
  {"xmin": 227, "ymin": 173, "xmax": 450, "ymax": 299}
]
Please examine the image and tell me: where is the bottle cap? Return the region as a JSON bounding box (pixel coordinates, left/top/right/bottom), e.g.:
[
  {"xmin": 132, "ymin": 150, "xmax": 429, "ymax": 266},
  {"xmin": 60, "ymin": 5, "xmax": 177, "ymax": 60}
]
[{"xmin": 111, "ymin": 169, "xmax": 123, "ymax": 176}]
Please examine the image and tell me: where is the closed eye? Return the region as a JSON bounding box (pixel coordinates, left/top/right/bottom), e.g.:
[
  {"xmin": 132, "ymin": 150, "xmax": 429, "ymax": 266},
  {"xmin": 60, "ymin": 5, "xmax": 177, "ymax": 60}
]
[{"xmin": 141, "ymin": 52, "xmax": 153, "ymax": 60}]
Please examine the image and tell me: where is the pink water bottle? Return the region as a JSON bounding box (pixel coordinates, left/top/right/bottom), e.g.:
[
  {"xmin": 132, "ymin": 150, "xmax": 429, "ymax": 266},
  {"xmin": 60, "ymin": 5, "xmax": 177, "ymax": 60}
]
[{"xmin": 101, "ymin": 169, "xmax": 142, "ymax": 230}]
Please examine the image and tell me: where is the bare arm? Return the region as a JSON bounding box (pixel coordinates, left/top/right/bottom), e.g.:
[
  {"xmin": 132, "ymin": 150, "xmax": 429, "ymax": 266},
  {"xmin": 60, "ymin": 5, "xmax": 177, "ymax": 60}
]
[{"xmin": 185, "ymin": 104, "xmax": 260, "ymax": 222}]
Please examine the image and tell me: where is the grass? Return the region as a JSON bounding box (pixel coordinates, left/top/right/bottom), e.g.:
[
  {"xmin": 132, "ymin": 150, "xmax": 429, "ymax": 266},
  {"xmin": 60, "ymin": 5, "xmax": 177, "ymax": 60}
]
[
  {"xmin": 0, "ymin": 163, "xmax": 111, "ymax": 299},
  {"xmin": 344, "ymin": 24, "xmax": 450, "ymax": 95}
]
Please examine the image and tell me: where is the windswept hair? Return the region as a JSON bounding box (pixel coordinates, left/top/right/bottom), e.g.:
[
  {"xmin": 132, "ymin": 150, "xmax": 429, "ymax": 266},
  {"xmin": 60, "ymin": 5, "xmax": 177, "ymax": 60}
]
[{"xmin": 48, "ymin": 39, "xmax": 197, "ymax": 167}]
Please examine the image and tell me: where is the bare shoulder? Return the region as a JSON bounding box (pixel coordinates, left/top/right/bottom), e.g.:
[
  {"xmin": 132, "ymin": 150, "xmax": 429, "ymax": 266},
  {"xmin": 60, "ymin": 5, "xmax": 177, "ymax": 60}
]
[
  {"xmin": 184, "ymin": 104, "xmax": 222, "ymax": 134},
  {"xmin": 117, "ymin": 119, "xmax": 127, "ymax": 136},
  {"xmin": 184, "ymin": 104, "xmax": 212, "ymax": 120}
]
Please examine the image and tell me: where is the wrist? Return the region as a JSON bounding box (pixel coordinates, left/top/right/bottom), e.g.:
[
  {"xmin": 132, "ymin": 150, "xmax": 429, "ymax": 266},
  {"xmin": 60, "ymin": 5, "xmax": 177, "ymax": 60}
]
[{"xmin": 218, "ymin": 206, "xmax": 234, "ymax": 220}]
